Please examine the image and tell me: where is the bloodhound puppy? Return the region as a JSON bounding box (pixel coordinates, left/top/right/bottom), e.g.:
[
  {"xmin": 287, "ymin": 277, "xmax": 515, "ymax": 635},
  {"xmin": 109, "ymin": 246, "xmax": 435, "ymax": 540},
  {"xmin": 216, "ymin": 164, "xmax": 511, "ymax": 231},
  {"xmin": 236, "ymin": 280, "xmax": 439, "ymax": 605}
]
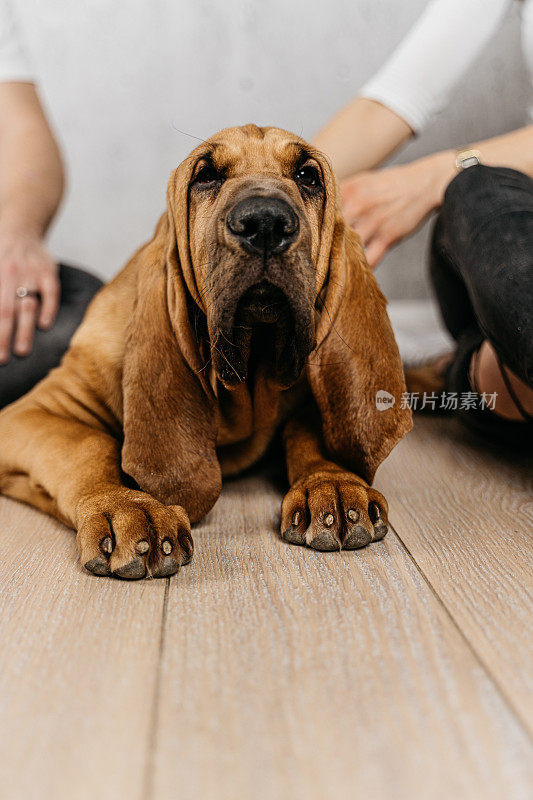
[{"xmin": 0, "ymin": 125, "xmax": 412, "ymax": 579}]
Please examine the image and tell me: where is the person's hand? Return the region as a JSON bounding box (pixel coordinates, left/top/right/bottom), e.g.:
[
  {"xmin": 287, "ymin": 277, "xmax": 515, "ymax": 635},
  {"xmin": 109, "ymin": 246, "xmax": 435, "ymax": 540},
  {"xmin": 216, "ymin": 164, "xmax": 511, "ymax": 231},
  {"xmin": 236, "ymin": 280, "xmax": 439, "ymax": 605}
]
[
  {"xmin": 0, "ymin": 229, "xmax": 59, "ymax": 363},
  {"xmin": 340, "ymin": 152, "xmax": 455, "ymax": 268}
]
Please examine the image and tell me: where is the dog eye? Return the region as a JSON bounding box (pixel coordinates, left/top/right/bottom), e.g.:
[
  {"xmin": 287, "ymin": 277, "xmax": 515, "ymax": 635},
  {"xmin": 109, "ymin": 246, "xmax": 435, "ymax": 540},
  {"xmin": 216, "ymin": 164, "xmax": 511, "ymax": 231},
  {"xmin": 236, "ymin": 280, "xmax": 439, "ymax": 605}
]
[
  {"xmin": 294, "ymin": 163, "xmax": 322, "ymax": 189},
  {"xmin": 192, "ymin": 164, "xmax": 224, "ymax": 187}
]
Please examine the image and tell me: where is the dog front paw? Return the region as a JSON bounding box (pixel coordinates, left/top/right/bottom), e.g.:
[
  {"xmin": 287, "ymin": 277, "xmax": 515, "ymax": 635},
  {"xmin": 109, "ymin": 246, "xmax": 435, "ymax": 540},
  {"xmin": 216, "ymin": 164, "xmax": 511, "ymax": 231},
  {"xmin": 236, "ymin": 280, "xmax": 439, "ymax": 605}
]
[
  {"xmin": 281, "ymin": 470, "xmax": 388, "ymax": 551},
  {"xmin": 76, "ymin": 488, "xmax": 193, "ymax": 579}
]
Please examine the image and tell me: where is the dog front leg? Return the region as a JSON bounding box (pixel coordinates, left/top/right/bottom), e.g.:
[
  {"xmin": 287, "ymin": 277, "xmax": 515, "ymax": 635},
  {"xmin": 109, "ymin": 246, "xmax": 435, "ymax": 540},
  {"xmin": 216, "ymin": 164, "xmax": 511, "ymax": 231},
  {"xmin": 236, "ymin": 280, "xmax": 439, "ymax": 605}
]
[
  {"xmin": 0, "ymin": 400, "xmax": 192, "ymax": 579},
  {"xmin": 281, "ymin": 403, "xmax": 389, "ymax": 551}
]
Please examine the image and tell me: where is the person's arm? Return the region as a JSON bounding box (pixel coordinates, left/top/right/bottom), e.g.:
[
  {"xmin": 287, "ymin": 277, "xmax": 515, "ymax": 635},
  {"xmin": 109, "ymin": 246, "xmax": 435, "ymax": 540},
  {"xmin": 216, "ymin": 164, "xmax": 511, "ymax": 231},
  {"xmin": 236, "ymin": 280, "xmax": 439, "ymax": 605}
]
[
  {"xmin": 0, "ymin": 81, "xmax": 64, "ymax": 362},
  {"xmin": 313, "ymin": 97, "xmax": 413, "ymax": 179},
  {"xmin": 342, "ymin": 125, "xmax": 533, "ymax": 268},
  {"xmin": 314, "ymin": 0, "xmax": 511, "ymax": 179}
]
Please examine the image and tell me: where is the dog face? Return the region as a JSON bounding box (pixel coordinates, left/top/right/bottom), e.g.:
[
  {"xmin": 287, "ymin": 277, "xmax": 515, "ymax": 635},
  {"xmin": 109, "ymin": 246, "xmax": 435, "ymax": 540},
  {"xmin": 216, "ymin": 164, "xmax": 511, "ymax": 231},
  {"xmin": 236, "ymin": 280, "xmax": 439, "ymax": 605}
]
[
  {"xmin": 183, "ymin": 125, "xmax": 333, "ymax": 387},
  {"xmin": 121, "ymin": 124, "xmax": 411, "ymax": 516}
]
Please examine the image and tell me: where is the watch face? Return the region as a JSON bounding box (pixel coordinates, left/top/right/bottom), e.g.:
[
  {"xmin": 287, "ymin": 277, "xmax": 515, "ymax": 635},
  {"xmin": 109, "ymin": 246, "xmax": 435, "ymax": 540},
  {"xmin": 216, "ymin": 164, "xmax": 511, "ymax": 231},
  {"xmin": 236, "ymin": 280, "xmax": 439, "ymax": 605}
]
[{"xmin": 461, "ymin": 155, "xmax": 480, "ymax": 169}]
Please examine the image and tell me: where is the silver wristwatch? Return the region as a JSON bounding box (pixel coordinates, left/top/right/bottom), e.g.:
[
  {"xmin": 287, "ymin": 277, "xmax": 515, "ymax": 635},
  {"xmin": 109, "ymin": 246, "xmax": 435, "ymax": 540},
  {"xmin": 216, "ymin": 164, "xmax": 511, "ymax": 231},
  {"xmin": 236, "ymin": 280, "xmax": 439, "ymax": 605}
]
[{"xmin": 455, "ymin": 148, "xmax": 483, "ymax": 171}]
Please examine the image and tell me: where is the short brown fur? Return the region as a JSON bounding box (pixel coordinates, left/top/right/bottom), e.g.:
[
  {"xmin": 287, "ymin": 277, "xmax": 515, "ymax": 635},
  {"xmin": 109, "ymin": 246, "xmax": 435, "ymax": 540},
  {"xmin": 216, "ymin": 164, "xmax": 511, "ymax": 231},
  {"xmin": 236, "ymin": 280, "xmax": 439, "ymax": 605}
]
[{"xmin": 0, "ymin": 126, "xmax": 412, "ymax": 578}]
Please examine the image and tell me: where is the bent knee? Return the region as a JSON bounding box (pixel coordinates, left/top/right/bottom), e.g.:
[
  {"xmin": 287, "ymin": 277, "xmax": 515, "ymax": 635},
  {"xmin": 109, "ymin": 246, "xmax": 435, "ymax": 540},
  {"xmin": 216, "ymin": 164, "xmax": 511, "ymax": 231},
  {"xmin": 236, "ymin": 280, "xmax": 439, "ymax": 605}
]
[{"xmin": 444, "ymin": 164, "xmax": 533, "ymax": 209}]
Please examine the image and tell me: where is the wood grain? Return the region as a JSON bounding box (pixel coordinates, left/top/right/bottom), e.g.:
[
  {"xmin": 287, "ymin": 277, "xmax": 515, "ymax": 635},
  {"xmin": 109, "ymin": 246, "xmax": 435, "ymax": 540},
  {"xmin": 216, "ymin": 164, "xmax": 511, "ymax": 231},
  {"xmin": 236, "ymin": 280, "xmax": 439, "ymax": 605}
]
[
  {"xmin": 0, "ymin": 497, "xmax": 166, "ymax": 800},
  {"xmin": 377, "ymin": 416, "xmax": 533, "ymax": 733},
  {"xmin": 151, "ymin": 471, "xmax": 533, "ymax": 800},
  {"xmin": 1, "ymin": 419, "xmax": 532, "ymax": 799}
]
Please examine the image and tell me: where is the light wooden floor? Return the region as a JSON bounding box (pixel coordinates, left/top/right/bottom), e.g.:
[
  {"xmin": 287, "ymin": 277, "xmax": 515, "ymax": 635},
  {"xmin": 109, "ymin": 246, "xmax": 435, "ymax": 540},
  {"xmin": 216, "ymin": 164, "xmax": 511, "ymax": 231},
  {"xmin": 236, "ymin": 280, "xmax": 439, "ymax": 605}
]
[{"xmin": 0, "ymin": 416, "xmax": 532, "ymax": 800}]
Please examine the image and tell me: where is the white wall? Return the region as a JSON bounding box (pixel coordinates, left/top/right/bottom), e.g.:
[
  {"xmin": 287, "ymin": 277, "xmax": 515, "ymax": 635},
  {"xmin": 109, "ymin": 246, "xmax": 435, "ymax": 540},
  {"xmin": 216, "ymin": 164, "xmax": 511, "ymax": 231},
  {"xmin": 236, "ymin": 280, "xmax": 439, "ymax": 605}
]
[{"xmin": 15, "ymin": 0, "xmax": 529, "ymax": 298}]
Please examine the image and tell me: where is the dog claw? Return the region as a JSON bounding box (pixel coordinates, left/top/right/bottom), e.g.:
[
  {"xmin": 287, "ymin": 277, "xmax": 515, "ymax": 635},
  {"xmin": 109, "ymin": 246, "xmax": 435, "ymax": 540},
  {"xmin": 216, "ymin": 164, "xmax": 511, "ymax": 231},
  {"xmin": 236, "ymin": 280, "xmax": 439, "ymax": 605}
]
[
  {"xmin": 178, "ymin": 532, "xmax": 194, "ymax": 564},
  {"xmin": 368, "ymin": 502, "xmax": 388, "ymax": 541},
  {"xmin": 347, "ymin": 509, "xmax": 359, "ymax": 523},
  {"xmin": 161, "ymin": 539, "xmax": 173, "ymax": 555},
  {"xmin": 135, "ymin": 539, "xmax": 150, "ymax": 554},
  {"xmin": 100, "ymin": 536, "xmax": 113, "ymax": 554},
  {"xmin": 324, "ymin": 513, "xmax": 335, "ymax": 527},
  {"xmin": 292, "ymin": 511, "xmax": 301, "ymax": 526}
]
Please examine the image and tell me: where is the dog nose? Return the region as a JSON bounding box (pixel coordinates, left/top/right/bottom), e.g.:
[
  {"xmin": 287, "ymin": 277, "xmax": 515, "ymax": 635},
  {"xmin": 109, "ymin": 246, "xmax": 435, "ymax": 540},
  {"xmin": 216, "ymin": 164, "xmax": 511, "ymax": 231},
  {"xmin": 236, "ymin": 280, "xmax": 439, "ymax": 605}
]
[{"xmin": 226, "ymin": 197, "xmax": 299, "ymax": 255}]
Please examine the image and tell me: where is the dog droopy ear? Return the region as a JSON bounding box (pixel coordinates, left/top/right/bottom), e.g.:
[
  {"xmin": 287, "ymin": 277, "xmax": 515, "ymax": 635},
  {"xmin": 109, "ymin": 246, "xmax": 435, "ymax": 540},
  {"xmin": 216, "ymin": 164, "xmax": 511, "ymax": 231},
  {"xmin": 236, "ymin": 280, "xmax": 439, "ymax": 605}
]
[
  {"xmin": 121, "ymin": 167, "xmax": 221, "ymax": 523},
  {"xmin": 308, "ymin": 192, "xmax": 412, "ymax": 483}
]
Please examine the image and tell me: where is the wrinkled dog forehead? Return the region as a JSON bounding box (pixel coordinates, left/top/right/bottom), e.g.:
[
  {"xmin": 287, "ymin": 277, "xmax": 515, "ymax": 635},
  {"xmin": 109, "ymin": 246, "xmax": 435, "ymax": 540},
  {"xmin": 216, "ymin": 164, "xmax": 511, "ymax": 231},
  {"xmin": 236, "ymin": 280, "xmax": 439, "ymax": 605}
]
[{"xmin": 196, "ymin": 125, "xmax": 315, "ymax": 177}]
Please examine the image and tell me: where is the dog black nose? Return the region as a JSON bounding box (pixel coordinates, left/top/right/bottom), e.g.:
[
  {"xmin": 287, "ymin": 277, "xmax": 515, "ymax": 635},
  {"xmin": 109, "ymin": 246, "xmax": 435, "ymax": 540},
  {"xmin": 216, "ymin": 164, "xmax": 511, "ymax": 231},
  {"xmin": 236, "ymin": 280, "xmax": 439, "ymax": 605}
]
[{"xmin": 226, "ymin": 197, "xmax": 299, "ymax": 255}]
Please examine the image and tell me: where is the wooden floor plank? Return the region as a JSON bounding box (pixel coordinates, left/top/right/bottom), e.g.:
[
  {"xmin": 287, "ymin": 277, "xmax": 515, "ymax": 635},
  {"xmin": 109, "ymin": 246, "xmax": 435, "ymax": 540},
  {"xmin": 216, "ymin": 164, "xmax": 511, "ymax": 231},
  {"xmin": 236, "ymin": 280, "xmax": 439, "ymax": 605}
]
[
  {"xmin": 0, "ymin": 498, "xmax": 166, "ymax": 800},
  {"xmin": 151, "ymin": 471, "xmax": 533, "ymax": 800},
  {"xmin": 377, "ymin": 416, "xmax": 533, "ymax": 734}
]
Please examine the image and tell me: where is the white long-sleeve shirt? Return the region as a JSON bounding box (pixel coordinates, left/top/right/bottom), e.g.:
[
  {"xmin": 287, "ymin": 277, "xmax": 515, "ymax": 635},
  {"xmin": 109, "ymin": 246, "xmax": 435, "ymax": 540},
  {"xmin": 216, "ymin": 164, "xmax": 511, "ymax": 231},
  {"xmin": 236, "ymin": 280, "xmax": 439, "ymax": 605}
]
[
  {"xmin": 361, "ymin": 0, "xmax": 533, "ymax": 132},
  {"xmin": 0, "ymin": 0, "xmax": 33, "ymax": 82}
]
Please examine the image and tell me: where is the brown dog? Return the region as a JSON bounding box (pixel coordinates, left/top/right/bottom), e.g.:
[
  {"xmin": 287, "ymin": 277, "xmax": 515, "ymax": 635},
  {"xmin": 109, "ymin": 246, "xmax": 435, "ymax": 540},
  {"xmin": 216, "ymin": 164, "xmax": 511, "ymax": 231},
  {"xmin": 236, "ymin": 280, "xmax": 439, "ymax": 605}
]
[{"xmin": 0, "ymin": 125, "xmax": 412, "ymax": 579}]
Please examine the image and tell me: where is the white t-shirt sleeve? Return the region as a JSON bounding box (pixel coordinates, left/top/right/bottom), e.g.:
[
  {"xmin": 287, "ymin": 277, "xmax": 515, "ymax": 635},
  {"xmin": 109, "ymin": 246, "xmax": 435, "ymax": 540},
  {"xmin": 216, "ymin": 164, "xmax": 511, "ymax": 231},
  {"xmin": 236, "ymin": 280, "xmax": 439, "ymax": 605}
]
[
  {"xmin": 360, "ymin": 0, "xmax": 512, "ymax": 133},
  {"xmin": 0, "ymin": 0, "xmax": 34, "ymax": 82}
]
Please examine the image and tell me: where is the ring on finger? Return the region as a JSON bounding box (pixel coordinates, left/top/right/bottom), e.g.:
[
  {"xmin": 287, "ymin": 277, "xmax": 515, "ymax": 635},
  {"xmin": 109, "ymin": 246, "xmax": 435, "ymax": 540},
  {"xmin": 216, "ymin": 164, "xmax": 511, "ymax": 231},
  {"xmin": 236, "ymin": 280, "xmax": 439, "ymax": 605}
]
[{"xmin": 16, "ymin": 286, "xmax": 40, "ymax": 300}]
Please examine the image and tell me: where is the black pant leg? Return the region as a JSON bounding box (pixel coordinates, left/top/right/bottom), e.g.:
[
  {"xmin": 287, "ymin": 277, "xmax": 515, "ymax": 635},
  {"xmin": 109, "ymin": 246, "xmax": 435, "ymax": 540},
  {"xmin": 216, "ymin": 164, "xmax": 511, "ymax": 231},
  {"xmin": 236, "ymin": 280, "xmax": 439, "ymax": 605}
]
[
  {"xmin": 429, "ymin": 216, "xmax": 478, "ymax": 341},
  {"xmin": 428, "ymin": 165, "xmax": 533, "ymax": 447},
  {"xmin": 0, "ymin": 264, "xmax": 103, "ymax": 409},
  {"xmin": 430, "ymin": 164, "xmax": 533, "ymax": 386}
]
